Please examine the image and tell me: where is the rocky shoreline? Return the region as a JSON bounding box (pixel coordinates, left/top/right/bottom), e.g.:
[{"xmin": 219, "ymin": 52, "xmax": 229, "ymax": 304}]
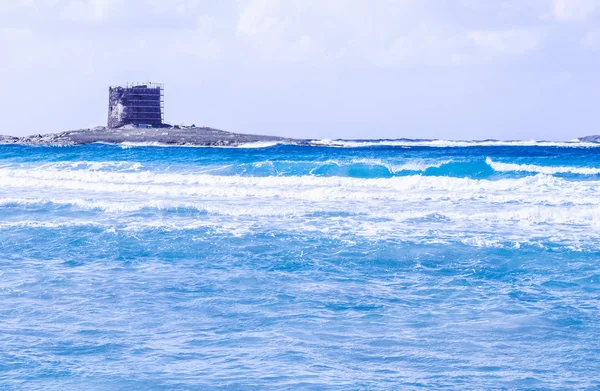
[{"xmin": 0, "ymin": 126, "xmax": 306, "ymax": 147}]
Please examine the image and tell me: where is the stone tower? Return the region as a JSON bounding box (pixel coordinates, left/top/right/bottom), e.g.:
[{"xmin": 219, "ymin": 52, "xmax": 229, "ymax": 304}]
[{"xmin": 107, "ymin": 83, "xmax": 164, "ymax": 128}]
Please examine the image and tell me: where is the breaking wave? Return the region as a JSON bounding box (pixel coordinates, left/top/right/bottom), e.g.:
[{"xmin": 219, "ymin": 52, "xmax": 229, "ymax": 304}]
[
  {"xmin": 311, "ymin": 138, "xmax": 600, "ymax": 148},
  {"xmin": 117, "ymin": 141, "xmax": 288, "ymax": 149},
  {"xmin": 2, "ymin": 143, "xmax": 600, "ymax": 249},
  {"xmin": 0, "ymin": 162, "xmax": 599, "ymax": 248},
  {"xmin": 485, "ymin": 157, "xmax": 600, "ymax": 175}
]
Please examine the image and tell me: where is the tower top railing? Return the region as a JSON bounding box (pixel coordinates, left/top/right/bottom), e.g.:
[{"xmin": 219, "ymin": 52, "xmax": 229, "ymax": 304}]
[{"xmin": 110, "ymin": 82, "xmax": 164, "ymax": 89}]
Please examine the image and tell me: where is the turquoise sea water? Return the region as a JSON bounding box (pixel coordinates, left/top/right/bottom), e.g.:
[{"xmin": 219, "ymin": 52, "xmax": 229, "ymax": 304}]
[{"xmin": 1, "ymin": 141, "xmax": 599, "ymax": 390}]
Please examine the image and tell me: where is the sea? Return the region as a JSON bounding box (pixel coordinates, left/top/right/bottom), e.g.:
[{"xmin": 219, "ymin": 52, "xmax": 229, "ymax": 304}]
[{"xmin": 0, "ymin": 140, "xmax": 599, "ymax": 390}]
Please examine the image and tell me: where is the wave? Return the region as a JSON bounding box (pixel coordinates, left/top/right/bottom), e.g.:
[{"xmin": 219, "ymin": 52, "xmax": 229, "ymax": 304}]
[
  {"xmin": 0, "ymin": 167, "xmax": 598, "ymax": 206},
  {"xmin": 485, "ymin": 157, "xmax": 600, "ymax": 175},
  {"xmin": 348, "ymin": 158, "xmax": 450, "ymax": 173},
  {"xmin": 1, "ymin": 165, "xmax": 599, "ymax": 248},
  {"xmin": 297, "ymin": 157, "xmax": 600, "ymax": 177},
  {"xmin": 311, "ymin": 139, "xmax": 600, "ymax": 148},
  {"xmin": 304, "ymin": 158, "xmax": 452, "ymax": 177},
  {"xmin": 16, "ymin": 158, "xmax": 600, "ymax": 178},
  {"xmin": 2, "ymin": 196, "xmax": 600, "ymax": 225},
  {"xmin": 2, "ymin": 199, "xmax": 599, "ymax": 251},
  {"xmin": 0, "ymin": 220, "xmax": 106, "ymax": 229},
  {"xmin": 30, "ymin": 161, "xmax": 144, "ymax": 172},
  {"xmin": 234, "ymin": 141, "xmax": 284, "ymax": 148},
  {"xmin": 117, "ymin": 141, "xmax": 287, "ymax": 149}
]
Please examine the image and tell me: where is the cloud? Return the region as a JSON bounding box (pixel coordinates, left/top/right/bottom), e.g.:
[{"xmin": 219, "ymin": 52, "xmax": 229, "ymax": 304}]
[
  {"xmin": 0, "ymin": 0, "xmax": 550, "ymax": 68},
  {"xmin": 552, "ymin": 0, "xmax": 600, "ymax": 21},
  {"xmin": 233, "ymin": 0, "xmax": 545, "ymax": 66},
  {"xmin": 236, "ymin": 0, "xmax": 316, "ymax": 63},
  {"xmin": 160, "ymin": 15, "xmax": 223, "ymax": 60},
  {"xmin": 469, "ymin": 29, "xmax": 542, "ymax": 56},
  {"xmin": 582, "ymin": 30, "xmax": 600, "ymax": 49},
  {"xmin": 1, "ymin": 27, "xmax": 34, "ymax": 41},
  {"xmin": 369, "ymin": 25, "xmax": 471, "ymax": 67},
  {"xmin": 61, "ymin": 0, "xmax": 122, "ymax": 22}
]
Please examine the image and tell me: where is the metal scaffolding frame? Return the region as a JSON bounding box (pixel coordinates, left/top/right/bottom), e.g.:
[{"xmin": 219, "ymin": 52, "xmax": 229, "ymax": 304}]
[{"xmin": 110, "ymin": 82, "xmax": 164, "ymax": 125}]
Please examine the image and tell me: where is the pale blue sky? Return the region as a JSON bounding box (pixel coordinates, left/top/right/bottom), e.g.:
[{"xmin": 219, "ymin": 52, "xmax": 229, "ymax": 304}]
[{"xmin": 1, "ymin": 0, "xmax": 599, "ymax": 139}]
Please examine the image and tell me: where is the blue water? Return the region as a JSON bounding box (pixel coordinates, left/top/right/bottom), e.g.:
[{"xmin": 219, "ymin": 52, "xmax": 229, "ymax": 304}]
[{"xmin": 1, "ymin": 141, "xmax": 599, "ymax": 390}]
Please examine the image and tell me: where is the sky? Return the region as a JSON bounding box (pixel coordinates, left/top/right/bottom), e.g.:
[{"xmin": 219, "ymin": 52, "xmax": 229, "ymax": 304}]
[{"xmin": 1, "ymin": 0, "xmax": 599, "ymax": 140}]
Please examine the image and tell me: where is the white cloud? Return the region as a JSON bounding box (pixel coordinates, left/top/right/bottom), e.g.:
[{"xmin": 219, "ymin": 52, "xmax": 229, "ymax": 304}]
[
  {"xmin": 1, "ymin": 27, "xmax": 34, "ymax": 41},
  {"xmin": 552, "ymin": 0, "xmax": 600, "ymax": 21},
  {"xmin": 371, "ymin": 25, "xmax": 472, "ymax": 66},
  {"xmin": 582, "ymin": 30, "xmax": 600, "ymax": 49},
  {"xmin": 144, "ymin": 0, "xmax": 211, "ymax": 16},
  {"xmin": 12, "ymin": 0, "xmax": 62, "ymax": 7},
  {"xmin": 469, "ymin": 29, "xmax": 542, "ymax": 56},
  {"xmin": 161, "ymin": 15, "xmax": 223, "ymax": 60},
  {"xmin": 233, "ymin": 0, "xmax": 544, "ymax": 66},
  {"xmin": 0, "ymin": 0, "xmax": 550, "ymax": 68},
  {"xmin": 61, "ymin": 0, "xmax": 122, "ymax": 22},
  {"xmin": 236, "ymin": 0, "xmax": 318, "ymax": 63},
  {"xmin": 237, "ymin": 0, "xmax": 289, "ymax": 46}
]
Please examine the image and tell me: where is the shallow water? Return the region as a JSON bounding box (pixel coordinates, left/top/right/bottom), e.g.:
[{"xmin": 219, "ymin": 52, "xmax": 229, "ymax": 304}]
[{"xmin": 1, "ymin": 142, "xmax": 599, "ymax": 390}]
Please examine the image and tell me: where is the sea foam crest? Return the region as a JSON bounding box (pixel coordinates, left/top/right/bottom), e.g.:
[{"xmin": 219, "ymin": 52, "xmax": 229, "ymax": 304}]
[
  {"xmin": 486, "ymin": 157, "xmax": 600, "ymax": 175},
  {"xmin": 312, "ymin": 139, "xmax": 600, "ymax": 148},
  {"xmin": 348, "ymin": 158, "xmax": 450, "ymax": 173},
  {"xmin": 0, "ymin": 166, "xmax": 599, "ymax": 206},
  {"xmin": 2, "ymin": 197, "xmax": 600, "ymax": 226},
  {"xmin": 117, "ymin": 141, "xmax": 285, "ymax": 149},
  {"xmin": 32, "ymin": 160, "xmax": 144, "ymax": 172}
]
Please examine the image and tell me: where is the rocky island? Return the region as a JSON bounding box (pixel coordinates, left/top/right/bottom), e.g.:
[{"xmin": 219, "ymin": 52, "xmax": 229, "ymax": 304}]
[{"xmin": 0, "ymin": 126, "xmax": 303, "ymax": 147}]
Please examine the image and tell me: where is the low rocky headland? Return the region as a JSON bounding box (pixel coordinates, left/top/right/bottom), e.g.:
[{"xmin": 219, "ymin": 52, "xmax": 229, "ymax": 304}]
[{"xmin": 0, "ymin": 126, "xmax": 305, "ymax": 147}]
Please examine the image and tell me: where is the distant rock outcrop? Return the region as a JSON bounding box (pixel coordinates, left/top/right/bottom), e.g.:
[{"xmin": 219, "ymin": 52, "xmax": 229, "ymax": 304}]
[
  {"xmin": 578, "ymin": 135, "xmax": 600, "ymax": 143},
  {"xmin": 0, "ymin": 135, "xmax": 19, "ymax": 144}
]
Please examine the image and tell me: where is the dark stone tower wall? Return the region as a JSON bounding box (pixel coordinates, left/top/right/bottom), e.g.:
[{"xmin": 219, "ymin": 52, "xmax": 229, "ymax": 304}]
[{"xmin": 108, "ymin": 84, "xmax": 164, "ymax": 128}]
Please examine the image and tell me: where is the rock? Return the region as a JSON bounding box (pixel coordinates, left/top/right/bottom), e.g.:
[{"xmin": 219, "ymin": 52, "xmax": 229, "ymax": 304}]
[
  {"xmin": 578, "ymin": 135, "xmax": 600, "ymax": 143},
  {"xmin": 0, "ymin": 126, "xmax": 307, "ymax": 147}
]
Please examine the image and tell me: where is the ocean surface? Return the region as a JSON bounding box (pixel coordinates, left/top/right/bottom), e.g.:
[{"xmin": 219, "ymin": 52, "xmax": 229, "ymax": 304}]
[{"xmin": 1, "ymin": 140, "xmax": 599, "ymax": 390}]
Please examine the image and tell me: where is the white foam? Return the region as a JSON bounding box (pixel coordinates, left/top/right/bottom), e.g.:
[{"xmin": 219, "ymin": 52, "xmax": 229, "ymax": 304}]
[
  {"xmin": 2, "ymin": 164, "xmax": 600, "ymax": 248},
  {"xmin": 0, "ymin": 168, "xmax": 598, "ymax": 206},
  {"xmin": 116, "ymin": 141, "xmax": 285, "ymax": 149},
  {"xmin": 312, "ymin": 139, "xmax": 600, "ymax": 148},
  {"xmin": 0, "ymin": 220, "xmax": 105, "ymax": 229},
  {"xmin": 486, "ymin": 157, "xmax": 600, "ymax": 175},
  {"xmin": 29, "ymin": 160, "xmax": 143, "ymax": 172},
  {"xmin": 245, "ymin": 158, "xmax": 450, "ymax": 174},
  {"xmin": 234, "ymin": 141, "xmax": 282, "ymax": 149},
  {"xmin": 349, "ymin": 158, "xmax": 450, "ymax": 173}
]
